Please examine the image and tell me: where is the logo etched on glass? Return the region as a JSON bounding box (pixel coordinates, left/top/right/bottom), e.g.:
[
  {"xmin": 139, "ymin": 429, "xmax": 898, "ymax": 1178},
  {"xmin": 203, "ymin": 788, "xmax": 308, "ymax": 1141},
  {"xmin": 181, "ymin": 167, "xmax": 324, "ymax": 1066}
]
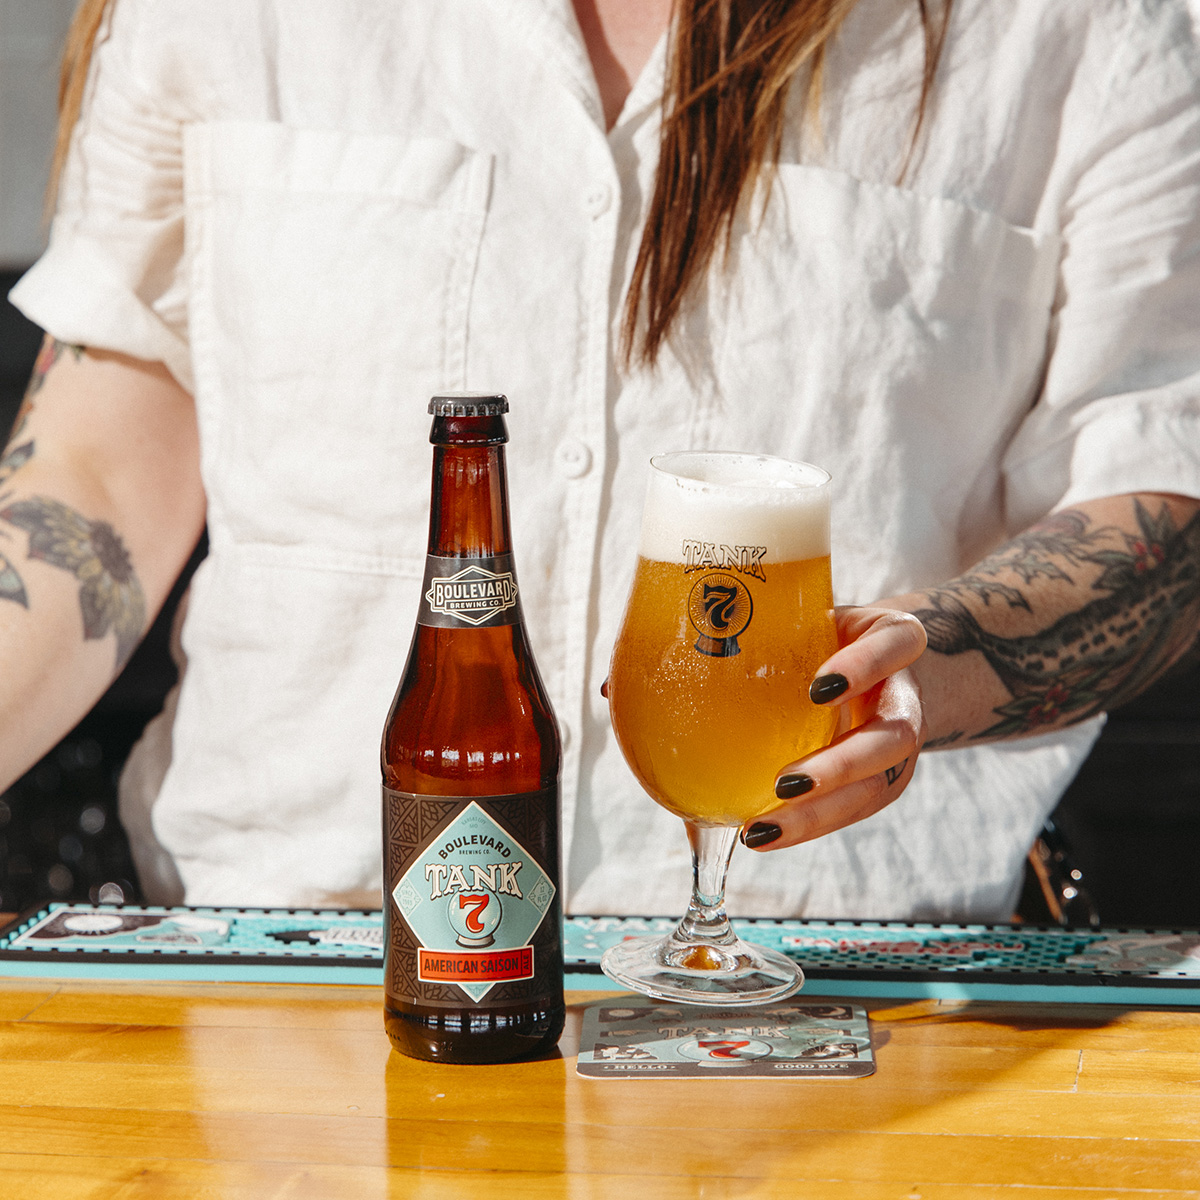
[{"xmin": 688, "ymin": 572, "xmax": 754, "ymax": 657}]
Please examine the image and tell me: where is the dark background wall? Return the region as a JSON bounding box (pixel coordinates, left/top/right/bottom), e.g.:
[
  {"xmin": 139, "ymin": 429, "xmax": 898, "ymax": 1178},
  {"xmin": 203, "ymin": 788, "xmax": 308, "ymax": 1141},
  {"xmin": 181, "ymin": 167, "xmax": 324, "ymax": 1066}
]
[
  {"xmin": 1, "ymin": 266, "xmax": 1198, "ymax": 924},
  {"xmin": 1051, "ymin": 664, "xmax": 1200, "ymax": 926}
]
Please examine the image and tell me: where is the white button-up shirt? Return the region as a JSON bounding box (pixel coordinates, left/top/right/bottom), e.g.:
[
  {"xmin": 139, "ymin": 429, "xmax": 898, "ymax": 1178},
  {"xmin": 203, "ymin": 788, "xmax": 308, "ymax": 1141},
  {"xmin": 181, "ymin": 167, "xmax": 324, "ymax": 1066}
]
[{"xmin": 13, "ymin": 0, "xmax": 1200, "ymax": 919}]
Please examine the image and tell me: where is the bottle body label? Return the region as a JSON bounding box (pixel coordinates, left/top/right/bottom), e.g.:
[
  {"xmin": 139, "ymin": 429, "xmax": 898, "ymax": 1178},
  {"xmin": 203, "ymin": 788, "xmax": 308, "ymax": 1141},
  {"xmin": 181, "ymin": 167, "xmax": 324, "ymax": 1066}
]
[
  {"xmin": 384, "ymin": 787, "xmax": 560, "ymax": 1005},
  {"xmin": 417, "ymin": 553, "xmax": 521, "ymax": 628}
]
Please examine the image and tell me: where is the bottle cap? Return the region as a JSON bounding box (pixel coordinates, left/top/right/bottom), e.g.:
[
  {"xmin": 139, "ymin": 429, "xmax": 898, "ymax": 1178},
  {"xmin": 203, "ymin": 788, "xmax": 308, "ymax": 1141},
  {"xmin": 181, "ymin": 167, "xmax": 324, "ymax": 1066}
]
[{"xmin": 428, "ymin": 393, "xmax": 509, "ymax": 417}]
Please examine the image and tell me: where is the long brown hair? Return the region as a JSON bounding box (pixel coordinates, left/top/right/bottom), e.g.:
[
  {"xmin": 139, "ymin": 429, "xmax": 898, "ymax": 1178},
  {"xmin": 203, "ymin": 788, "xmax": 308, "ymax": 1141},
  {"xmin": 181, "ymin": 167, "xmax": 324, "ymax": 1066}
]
[
  {"xmin": 48, "ymin": 0, "xmax": 110, "ymax": 218},
  {"xmin": 624, "ymin": 0, "xmax": 953, "ymax": 367},
  {"xmin": 52, "ymin": 0, "xmax": 953, "ymax": 365}
]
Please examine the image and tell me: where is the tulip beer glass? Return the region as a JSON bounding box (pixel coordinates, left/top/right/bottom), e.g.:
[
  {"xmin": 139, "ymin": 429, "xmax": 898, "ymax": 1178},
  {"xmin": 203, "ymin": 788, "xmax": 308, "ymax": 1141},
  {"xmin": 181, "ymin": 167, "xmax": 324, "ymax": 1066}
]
[{"xmin": 603, "ymin": 451, "xmax": 838, "ymax": 1004}]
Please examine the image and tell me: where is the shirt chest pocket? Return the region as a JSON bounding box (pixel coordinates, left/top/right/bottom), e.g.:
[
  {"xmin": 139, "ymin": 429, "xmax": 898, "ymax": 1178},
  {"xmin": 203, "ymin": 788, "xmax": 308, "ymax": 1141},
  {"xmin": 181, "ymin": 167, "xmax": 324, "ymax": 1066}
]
[
  {"xmin": 183, "ymin": 122, "xmax": 493, "ymax": 571},
  {"xmin": 711, "ymin": 164, "xmax": 1062, "ymax": 445}
]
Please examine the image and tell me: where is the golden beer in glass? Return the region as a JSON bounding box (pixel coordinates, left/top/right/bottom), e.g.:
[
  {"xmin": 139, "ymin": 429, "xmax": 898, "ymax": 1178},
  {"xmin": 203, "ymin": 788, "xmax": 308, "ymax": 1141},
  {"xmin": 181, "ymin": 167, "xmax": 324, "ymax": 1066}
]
[{"xmin": 603, "ymin": 451, "xmax": 836, "ymax": 1004}]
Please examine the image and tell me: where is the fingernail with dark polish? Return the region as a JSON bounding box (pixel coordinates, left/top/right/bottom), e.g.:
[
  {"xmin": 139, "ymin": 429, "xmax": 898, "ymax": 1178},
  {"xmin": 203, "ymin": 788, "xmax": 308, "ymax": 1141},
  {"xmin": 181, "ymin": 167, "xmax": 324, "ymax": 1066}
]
[
  {"xmin": 809, "ymin": 673, "xmax": 849, "ymax": 704},
  {"xmin": 741, "ymin": 822, "xmax": 782, "ymax": 849},
  {"xmin": 775, "ymin": 772, "xmax": 814, "ymax": 799}
]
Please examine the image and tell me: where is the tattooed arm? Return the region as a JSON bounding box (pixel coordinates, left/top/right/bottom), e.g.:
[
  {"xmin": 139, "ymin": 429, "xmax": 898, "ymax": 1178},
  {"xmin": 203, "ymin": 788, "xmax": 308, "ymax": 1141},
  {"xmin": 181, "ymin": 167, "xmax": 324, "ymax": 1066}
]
[
  {"xmin": 741, "ymin": 492, "xmax": 1200, "ymax": 851},
  {"xmin": 892, "ymin": 493, "xmax": 1200, "ymax": 747},
  {"xmin": 0, "ymin": 336, "xmax": 205, "ymax": 790}
]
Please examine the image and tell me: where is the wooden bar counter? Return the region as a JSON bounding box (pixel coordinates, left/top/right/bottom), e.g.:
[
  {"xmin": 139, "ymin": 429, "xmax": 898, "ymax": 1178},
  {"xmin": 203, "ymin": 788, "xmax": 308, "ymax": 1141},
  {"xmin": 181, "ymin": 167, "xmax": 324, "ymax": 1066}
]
[{"xmin": 2, "ymin": 928, "xmax": 1200, "ymax": 1197}]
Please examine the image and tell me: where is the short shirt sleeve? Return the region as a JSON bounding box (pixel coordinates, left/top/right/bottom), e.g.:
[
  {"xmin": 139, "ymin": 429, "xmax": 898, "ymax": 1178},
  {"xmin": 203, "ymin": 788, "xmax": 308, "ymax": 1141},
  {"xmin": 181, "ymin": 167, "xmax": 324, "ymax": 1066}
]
[
  {"xmin": 1000, "ymin": 3, "xmax": 1200, "ymax": 529},
  {"xmin": 8, "ymin": 0, "xmax": 192, "ymax": 392}
]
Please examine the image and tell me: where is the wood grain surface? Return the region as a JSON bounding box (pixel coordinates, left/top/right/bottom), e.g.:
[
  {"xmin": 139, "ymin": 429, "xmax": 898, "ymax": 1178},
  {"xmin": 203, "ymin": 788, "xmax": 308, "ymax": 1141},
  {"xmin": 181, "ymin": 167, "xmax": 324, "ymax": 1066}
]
[{"xmin": 1, "ymin": 922, "xmax": 1198, "ymax": 1198}]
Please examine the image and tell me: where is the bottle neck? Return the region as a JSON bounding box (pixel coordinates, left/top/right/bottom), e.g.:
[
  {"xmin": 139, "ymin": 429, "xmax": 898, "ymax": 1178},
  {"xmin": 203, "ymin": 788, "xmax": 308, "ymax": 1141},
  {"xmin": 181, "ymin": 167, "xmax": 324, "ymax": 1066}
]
[{"xmin": 427, "ymin": 415, "xmax": 512, "ymax": 558}]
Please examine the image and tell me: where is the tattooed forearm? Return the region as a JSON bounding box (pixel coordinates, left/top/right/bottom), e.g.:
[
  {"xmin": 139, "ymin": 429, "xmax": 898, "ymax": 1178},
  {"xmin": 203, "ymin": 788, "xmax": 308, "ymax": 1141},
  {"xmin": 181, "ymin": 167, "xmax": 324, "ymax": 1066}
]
[
  {"xmin": 0, "ymin": 496, "xmax": 145, "ymax": 670},
  {"xmin": 932, "ymin": 511, "xmax": 1116, "ymax": 612},
  {"xmin": 914, "ymin": 501, "xmax": 1200, "ymax": 739},
  {"xmin": 0, "ymin": 339, "xmax": 141, "ymax": 671}
]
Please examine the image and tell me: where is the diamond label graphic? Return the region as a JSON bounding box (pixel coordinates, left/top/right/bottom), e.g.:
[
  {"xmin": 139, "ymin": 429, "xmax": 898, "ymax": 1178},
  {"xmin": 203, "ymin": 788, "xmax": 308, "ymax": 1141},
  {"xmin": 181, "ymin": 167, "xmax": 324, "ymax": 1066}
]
[
  {"xmin": 392, "ymin": 801, "xmax": 555, "ymax": 1002},
  {"xmin": 424, "ymin": 564, "xmax": 518, "ymax": 626}
]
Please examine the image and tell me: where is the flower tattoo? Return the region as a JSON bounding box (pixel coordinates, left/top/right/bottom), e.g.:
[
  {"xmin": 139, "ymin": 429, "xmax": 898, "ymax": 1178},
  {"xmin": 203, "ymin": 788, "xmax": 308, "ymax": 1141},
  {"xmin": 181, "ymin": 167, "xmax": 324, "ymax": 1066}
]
[{"xmin": 0, "ymin": 497, "xmax": 146, "ymax": 670}]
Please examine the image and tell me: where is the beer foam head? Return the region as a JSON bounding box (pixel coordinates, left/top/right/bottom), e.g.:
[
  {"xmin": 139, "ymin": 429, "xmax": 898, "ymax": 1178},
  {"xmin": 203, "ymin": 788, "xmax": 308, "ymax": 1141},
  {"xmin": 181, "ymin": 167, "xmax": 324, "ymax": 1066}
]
[{"xmin": 639, "ymin": 452, "xmax": 831, "ymax": 563}]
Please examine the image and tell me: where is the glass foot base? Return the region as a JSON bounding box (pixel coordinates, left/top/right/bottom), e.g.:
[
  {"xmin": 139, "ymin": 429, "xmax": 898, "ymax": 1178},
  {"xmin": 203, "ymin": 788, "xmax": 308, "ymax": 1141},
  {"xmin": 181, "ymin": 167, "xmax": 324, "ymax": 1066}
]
[{"xmin": 601, "ymin": 933, "xmax": 804, "ymax": 1006}]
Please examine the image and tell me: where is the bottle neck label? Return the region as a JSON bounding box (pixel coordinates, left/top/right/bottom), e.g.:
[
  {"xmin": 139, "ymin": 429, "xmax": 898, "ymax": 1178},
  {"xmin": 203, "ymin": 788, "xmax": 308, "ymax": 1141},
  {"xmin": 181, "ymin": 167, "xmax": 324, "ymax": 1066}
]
[
  {"xmin": 383, "ymin": 787, "xmax": 561, "ymax": 1007},
  {"xmin": 417, "ymin": 553, "xmax": 521, "ymax": 629}
]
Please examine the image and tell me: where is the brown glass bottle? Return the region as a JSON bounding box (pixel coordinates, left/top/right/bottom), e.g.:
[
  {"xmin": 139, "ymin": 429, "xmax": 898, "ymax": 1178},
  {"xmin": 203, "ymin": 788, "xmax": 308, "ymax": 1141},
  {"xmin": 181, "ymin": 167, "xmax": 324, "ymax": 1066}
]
[{"xmin": 381, "ymin": 393, "xmax": 564, "ymax": 1063}]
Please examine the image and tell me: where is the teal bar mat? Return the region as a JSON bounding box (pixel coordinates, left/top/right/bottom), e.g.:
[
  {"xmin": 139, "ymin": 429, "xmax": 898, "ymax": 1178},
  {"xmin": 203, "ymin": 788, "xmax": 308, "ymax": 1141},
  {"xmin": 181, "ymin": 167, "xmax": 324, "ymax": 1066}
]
[{"xmin": 3, "ymin": 904, "xmax": 1199, "ymax": 1003}]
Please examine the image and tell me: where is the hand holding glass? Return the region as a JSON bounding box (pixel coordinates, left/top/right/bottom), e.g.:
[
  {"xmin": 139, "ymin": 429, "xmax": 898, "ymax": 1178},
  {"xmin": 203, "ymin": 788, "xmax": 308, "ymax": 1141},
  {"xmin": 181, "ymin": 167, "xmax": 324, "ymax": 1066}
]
[{"xmin": 603, "ymin": 451, "xmax": 838, "ymax": 1004}]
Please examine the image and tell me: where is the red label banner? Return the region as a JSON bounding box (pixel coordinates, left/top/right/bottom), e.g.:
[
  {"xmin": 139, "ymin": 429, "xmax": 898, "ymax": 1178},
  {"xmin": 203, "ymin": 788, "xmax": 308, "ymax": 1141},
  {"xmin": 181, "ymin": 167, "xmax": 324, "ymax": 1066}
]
[{"xmin": 418, "ymin": 946, "xmax": 534, "ymax": 983}]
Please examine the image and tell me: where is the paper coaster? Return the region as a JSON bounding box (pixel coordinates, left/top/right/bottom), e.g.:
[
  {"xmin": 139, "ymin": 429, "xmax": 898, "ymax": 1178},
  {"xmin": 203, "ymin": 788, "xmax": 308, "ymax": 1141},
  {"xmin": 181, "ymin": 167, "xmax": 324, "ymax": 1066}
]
[{"xmin": 577, "ymin": 999, "xmax": 875, "ymax": 1079}]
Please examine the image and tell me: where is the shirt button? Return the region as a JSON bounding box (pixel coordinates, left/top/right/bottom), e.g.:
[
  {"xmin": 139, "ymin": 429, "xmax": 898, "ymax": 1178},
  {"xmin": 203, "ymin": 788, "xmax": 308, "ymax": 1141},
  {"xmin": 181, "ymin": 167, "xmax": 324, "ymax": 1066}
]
[
  {"xmin": 585, "ymin": 183, "xmax": 612, "ymax": 217},
  {"xmin": 555, "ymin": 439, "xmax": 592, "ymax": 479}
]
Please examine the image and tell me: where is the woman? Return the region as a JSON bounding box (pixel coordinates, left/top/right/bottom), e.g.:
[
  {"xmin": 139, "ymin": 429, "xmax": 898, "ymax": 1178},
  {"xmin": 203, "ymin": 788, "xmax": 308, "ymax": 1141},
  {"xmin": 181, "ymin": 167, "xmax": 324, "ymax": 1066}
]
[{"xmin": 1, "ymin": 0, "xmax": 1198, "ymax": 918}]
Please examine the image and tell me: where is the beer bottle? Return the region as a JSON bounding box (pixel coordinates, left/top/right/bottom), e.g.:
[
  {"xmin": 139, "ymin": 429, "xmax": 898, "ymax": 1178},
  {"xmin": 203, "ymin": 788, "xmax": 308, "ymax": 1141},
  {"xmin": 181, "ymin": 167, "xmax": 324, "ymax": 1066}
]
[{"xmin": 381, "ymin": 393, "xmax": 564, "ymax": 1063}]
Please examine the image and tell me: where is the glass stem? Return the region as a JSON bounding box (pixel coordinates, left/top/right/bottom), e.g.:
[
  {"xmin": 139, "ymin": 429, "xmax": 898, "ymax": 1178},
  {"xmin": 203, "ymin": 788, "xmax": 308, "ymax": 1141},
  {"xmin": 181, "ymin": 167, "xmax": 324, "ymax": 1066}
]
[{"xmin": 674, "ymin": 822, "xmax": 739, "ymax": 947}]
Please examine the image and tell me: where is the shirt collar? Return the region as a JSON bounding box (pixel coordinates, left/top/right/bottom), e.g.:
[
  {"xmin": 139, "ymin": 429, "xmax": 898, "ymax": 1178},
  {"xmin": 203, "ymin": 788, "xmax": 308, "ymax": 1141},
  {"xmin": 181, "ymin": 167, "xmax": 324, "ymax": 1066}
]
[{"xmin": 496, "ymin": 0, "xmax": 605, "ymax": 129}]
